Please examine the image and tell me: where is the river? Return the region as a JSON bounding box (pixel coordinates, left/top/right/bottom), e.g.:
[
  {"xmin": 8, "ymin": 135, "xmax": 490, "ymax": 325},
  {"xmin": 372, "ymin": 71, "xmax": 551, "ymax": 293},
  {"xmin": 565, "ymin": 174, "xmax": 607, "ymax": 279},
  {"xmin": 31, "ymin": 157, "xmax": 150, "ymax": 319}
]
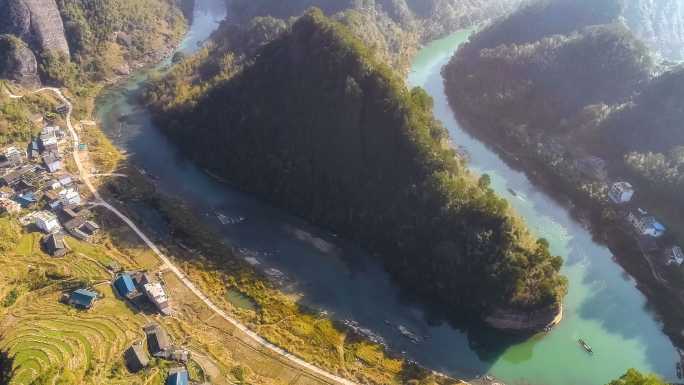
[{"xmin": 95, "ymin": 2, "xmax": 677, "ymax": 384}]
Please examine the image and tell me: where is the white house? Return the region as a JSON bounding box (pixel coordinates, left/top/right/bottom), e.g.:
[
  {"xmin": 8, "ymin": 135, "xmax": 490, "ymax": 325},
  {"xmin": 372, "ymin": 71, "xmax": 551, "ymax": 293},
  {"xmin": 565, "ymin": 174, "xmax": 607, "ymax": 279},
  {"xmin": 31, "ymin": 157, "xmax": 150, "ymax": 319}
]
[
  {"xmin": 143, "ymin": 283, "xmax": 171, "ymax": 315},
  {"xmin": 608, "ymin": 182, "xmax": 634, "ymax": 204},
  {"xmin": 666, "ymin": 246, "xmax": 684, "ymax": 266},
  {"xmin": 59, "ymin": 188, "xmax": 81, "ymax": 206},
  {"xmin": 34, "ymin": 211, "xmax": 60, "ymax": 233},
  {"xmin": 627, "ymin": 211, "xmax": 666, "ymax": 238}
]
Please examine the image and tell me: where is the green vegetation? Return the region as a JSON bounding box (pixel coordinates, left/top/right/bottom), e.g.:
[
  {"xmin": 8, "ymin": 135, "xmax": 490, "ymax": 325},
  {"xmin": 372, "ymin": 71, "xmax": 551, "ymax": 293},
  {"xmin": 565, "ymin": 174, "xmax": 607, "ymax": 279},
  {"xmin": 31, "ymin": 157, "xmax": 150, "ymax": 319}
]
[
  {"xmin": 607, "ymin": 369, "xmax": 667, "ymax": 385},
  {"xmin": 146, "ymin": 9, "xmax": 567, "ymax": 320},
  {"xmin": 228, "ymin": 0, "xmax": 519, "ymax": 73},
  {"xmin": 0, "ymin": 85, "xmax": 58, "ymax": 145},
  {"xmin": 56, "ymin": 0, "xmax": 189, "ymax": 80}
]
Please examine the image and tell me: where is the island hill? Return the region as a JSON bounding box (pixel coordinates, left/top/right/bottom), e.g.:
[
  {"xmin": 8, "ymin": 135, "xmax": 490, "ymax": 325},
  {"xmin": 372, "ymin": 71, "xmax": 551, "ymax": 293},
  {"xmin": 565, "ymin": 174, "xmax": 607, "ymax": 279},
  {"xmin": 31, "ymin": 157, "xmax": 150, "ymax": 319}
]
[
  {"xmin": 144, "ymin": 8, "xmax": 568, "ymax": 332},
  {"xmin": 443, "ymin": 0, "xmax": 684, "ymax": 345}
]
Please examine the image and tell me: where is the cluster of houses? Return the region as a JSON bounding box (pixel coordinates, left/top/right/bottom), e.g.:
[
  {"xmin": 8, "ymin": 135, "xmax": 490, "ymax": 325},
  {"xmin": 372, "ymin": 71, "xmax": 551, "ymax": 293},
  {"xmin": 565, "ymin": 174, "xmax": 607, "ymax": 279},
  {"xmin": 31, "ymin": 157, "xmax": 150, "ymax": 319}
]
[
  {"xmin": 113, "ymin": 271, "xmax": 172, "ymax": 315},
  {"xmin": 124, "ymin": 323, "xmax": 190, "ymax": 384},
  {"xmin": 607, "ymin": 181, "xmax": 683, "ymax": 266},
  {"xmin": 0, "ymin": 124, "xmax": 101, "ymax": 258}
]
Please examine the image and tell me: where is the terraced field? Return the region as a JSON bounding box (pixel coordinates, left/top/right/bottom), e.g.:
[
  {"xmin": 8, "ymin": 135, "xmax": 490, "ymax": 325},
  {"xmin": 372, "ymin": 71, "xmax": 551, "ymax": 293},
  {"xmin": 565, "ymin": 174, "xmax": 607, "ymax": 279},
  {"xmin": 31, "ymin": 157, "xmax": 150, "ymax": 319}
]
[{"xmin": 0, "ymin": 216, "xmax": 159, "ymax": 384}]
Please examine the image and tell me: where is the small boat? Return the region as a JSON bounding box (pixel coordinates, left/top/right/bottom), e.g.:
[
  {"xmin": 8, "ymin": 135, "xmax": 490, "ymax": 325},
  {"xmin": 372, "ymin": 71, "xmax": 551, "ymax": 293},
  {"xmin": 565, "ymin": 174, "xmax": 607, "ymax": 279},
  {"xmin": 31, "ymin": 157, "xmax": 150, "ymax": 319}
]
[
  {"xmin": 507, "ymin": 188, "xmax": 517, "ymax": 197},
  {"xmin": 578, "ymin": 338, "xmax": 593, "ymax": 354}
]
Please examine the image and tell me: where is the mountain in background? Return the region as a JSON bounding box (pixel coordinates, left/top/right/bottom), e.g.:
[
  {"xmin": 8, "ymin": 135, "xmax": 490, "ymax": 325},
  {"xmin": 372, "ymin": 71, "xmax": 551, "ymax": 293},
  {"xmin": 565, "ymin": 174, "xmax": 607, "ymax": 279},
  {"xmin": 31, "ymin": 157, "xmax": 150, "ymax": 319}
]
[{"xmin": 226, "ymin": 0, "xmax": 522, "ymax": 73}]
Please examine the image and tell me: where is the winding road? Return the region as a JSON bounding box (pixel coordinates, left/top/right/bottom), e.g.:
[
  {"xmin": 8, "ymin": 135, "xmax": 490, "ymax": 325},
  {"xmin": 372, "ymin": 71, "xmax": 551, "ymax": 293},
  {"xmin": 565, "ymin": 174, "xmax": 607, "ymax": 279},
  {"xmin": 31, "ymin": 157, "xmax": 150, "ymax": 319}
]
[{"xmin": 17, "ymin": 86, "xmax": 358, "ymax": 385}]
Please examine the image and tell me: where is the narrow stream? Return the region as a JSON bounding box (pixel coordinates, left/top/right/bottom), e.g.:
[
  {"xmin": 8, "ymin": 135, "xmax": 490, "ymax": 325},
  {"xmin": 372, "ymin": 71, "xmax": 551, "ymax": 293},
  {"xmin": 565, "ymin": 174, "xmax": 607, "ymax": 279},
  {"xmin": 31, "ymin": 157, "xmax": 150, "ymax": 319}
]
[{"xmin": 95, "ymin": 3, "xmax": 677, "ymax": 384}]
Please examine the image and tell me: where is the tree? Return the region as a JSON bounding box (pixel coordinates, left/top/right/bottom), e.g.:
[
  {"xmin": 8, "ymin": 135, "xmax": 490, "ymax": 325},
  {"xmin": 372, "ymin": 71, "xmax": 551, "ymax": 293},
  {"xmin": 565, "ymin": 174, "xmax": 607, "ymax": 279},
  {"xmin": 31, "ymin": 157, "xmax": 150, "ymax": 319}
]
[{"xmin": 607, "ymin": 369, "xmax": 667, "ymax": 385}]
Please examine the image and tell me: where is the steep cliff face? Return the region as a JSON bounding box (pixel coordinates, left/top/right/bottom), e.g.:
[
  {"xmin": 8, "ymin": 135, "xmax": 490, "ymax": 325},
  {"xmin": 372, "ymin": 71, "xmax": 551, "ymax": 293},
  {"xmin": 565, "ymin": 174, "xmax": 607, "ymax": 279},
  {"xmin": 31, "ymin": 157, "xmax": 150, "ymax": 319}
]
[
  {"xmin": 623, "ymin": 0, "xmax": 684, "ymax": 61},
  {"xmin": 0, "ymin": 0, "xmax": 70, "ymax": 57},
  {"xmin": 0, "ymin": 35, "xmax": 40, "ymax": 86}
]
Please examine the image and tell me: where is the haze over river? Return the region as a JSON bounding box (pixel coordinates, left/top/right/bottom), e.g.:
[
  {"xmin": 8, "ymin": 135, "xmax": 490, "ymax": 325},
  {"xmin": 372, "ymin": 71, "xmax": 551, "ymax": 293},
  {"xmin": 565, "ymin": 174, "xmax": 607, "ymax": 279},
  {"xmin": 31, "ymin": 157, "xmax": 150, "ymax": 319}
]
[{"xmin": 95, "ymin": 2, "xmax": 677, "ymax": 384}]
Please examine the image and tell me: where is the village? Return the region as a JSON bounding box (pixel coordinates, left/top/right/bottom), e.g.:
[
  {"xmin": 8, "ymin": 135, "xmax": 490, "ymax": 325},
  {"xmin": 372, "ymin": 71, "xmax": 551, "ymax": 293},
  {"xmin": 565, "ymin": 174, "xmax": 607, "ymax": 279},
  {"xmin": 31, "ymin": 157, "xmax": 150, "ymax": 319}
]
[{"xmin": 0, "ymin": 104, "xmax": 193, "ymax": 384}]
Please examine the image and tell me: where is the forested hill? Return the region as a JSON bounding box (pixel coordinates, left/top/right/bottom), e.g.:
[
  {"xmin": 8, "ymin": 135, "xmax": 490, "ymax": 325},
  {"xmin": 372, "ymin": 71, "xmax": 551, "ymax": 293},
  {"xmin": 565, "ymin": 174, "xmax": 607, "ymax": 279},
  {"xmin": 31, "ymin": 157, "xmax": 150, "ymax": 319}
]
[
  {"xmin": 147, "ymin": 9, "xmax": 567, "ymax": 326},
  {"xmin": 602, "ymin": 67, "xmax": 684, "ymax": 209},
  {"xmin": 225, "ymin": 0, "xmax": 522, "ymax": 73},
  {"xmin": 443, "ymin": 0, "xmax": 655, "ymax": 141}
]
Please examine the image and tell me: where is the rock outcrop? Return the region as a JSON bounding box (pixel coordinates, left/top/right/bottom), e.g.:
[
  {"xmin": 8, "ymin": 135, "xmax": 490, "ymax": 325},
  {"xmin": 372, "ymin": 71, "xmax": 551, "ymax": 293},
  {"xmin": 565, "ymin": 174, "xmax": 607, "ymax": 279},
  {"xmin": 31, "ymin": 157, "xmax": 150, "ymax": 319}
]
[
  {"xmin": 0, "ymin": 35, "xmax": 40, "ymax": 86},
  {"xmin": 0, "ymin": 0, "xmax": 70, "ymax": 57},
  {"xmin": 485, "ymin": 304, "xmax": 563, "ymax": 332}
]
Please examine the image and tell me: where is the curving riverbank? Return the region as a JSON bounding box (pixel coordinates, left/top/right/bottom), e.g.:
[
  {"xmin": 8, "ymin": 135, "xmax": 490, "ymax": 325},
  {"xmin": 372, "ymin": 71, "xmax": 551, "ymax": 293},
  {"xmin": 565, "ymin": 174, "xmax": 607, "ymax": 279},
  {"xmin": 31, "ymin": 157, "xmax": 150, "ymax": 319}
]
[{"xmin": 94, "ymin": 22, "xmax": 678, "ymax": 385}]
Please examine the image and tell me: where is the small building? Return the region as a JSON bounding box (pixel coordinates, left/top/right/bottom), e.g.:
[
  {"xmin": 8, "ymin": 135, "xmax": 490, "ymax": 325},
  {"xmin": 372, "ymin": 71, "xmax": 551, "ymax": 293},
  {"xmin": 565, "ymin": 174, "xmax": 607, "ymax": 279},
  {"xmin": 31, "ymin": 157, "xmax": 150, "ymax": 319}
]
[
  {"xmin": 166, "ymin": 367, "xmax": 189, "ymax": 385},
  {"xmin": 34, "ymin": 211, "xmax": 60, "ymax": 233},
  {"xmin": 17, "ymin": 192, "xmax": 39, "ymax": 207},
  {"xmin": 61, "ymin": 205, "xmax": 90, "ymax": 221},
  {"xmin": 43, "ymin": 153, "xmax": 63, "ymax": 173},
  {"xmin": 68, "ymin": 289, "xmax": 98, "ymax": 309},
  {"xmin": 3, "ymin": 146, "xmax": 24, "ymax": 166},
  {"xmin": 114, "ymin": 273, "xmax": 138, "ymax": 299},
  {"xmin": 45, "ymin": 190, "xmax": 62, "ymax": 209},
  {"xmin": 577, "ymin": 156, "xmax": 608, "ymax": 181},
  {"xmin": 47, "ymin": 179, "xmax": 62, "ymax": 190},
  {"xmin": 608, "ymin": 181, "xmax": 634, "ymax": 204},
  {"xmin": 0, "ymin": 170, "xmax": 22, "ymax": 186},
  {"xmin": 158, "ymin": 348, "xmax": 190, "ymax": 363},
  {"xmin": 57, "ymin": 174, "xmax": 73, "ymax": 187},
  {"xmin": 666, "ymin": 246, "xmax": 684, "ymax": 266},
  {"xmin": 627, "ymin": 211, "xmax": 666, "ymax": 238},
  {"xmin": 124, "ymin": 343, "xmax": 149, "ymax": 373},
  {"xmin": 0, "ymin": 198, "xmax": 21, "ymax": 214},
  {"xmin": 144, "ymin": 324, "xmax": 171, "ymax": 356},
  {"xmin": 42, "ymin": 233, "xmax": 68, "ymax": 257},
  {"xmin": 64, "ymin": 217, "xmax": 100, "ymax": 241},
  {"xmin": 59, "ymin": 188, "xmax": 81, "ymax": 207},
  {"xmin": 56, "ymin": 105, "xmax": 69, "ymax": 114},
  {"xmin": 143, "ymin": 282, "xmax": 171, "ymax": 315}
]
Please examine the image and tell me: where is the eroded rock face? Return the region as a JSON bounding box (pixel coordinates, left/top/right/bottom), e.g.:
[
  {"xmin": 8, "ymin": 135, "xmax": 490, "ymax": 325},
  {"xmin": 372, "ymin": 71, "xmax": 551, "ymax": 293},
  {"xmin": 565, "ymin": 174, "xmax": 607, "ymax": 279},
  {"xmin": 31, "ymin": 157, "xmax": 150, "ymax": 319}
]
[
  {"xmin": 0, "ymin": 0, "xmax": 70, "ymax": 57},
  {"xmin": 0, "ymin": 36, "xmax": 40, "ymax": 86},
  {"xmin": 485, "ymin": 304, "xmax": 563, "ymax": 333},
  {"xmin": 623, "ymin": 0, "xmax": 684, "ymax": 61}
]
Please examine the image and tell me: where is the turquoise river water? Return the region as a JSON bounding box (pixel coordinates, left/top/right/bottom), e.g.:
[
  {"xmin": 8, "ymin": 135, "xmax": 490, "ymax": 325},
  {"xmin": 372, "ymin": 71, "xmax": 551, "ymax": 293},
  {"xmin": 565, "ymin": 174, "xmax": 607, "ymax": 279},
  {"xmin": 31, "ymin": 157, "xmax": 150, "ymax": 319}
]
[{"xmin": 95, "ymin": 3, "xmax": 677, "ymax": 384}]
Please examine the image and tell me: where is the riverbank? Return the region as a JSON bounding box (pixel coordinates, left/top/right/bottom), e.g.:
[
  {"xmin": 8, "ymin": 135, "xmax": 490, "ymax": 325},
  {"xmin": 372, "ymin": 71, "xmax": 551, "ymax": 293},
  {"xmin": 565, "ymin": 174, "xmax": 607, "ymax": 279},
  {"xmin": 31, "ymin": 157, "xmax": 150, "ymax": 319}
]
[{"xmin": 444, "ymin": 96, "xmax": 684, "ymax": 351}]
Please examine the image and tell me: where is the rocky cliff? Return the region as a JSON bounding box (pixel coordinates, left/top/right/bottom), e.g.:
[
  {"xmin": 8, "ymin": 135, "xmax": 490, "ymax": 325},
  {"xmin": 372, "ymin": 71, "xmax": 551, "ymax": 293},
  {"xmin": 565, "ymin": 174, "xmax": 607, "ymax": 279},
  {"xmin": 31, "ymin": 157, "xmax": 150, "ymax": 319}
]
[
  {"xmin": 0, "ymin": 0, "xmax": 70, "ymax": 57},
  {"xmin": 0, "ymin": 35, "xmax": 40, "ymax": 86},
  {"xmin": 623, "ymin": 0, "xmax": 684, "ymax": 61},
  {"xmin": 485, "ymin": 304, "xmax": 563, "ymax": 332}
]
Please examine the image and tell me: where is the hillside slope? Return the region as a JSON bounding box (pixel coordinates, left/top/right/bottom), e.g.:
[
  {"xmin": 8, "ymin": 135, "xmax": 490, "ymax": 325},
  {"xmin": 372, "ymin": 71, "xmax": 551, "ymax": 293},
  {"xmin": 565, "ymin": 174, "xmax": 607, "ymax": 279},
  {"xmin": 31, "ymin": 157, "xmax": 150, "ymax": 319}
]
[
  {"xmin": 227, "ymin": 0, "xmax": 522, "ymax": 72},
  {"xmin": 147, "ymin": 9, "xmax": 567, "ymax": 329},
  {"xmin": 0, "ymin": 0, "xmax": 193, "ymax": 85}
]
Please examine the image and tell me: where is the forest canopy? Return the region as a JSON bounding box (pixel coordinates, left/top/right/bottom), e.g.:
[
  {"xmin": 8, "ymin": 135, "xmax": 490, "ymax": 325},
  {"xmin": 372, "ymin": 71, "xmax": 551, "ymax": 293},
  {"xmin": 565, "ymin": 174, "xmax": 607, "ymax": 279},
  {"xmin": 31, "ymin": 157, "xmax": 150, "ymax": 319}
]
[{"xmin": 145, "ymin": 9, "xmax": 567, "ymax": 322}]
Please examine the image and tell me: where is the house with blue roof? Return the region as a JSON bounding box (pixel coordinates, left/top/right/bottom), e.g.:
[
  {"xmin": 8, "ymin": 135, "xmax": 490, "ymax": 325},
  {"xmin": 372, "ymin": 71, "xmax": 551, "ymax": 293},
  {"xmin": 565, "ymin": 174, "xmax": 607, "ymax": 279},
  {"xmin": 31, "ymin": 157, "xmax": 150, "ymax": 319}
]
[
  {"xmin": 114, "ymin": 274, "xmax": 137, "ymax": 299},
  {"xmin": 166, "ymin": 367, "xmax": 189, "ymax": 385},
  {"xmin": 627, "ymin": 211, "xmax": 666, "ymax": 238},
  {"xmin": 68, "ymin": 289, "xmax": 98, "ymax": 309}
]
